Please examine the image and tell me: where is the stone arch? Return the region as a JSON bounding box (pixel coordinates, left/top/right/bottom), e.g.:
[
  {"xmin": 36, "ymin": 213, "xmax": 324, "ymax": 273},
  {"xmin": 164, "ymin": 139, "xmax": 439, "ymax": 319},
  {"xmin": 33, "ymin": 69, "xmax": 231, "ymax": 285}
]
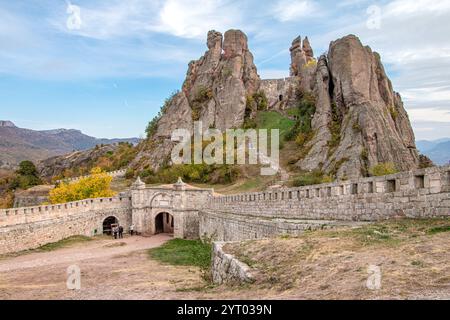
[
  {"xmin": 154, "ymin": 212, "xmax": 174, "ymax": 234},
  {"xmin": 102, "ymin": 215, "xmax": 119, "ymax": 235},
  {"xmin": 149, "ymin": 192, "xmax": 173, "ymax": 208}
]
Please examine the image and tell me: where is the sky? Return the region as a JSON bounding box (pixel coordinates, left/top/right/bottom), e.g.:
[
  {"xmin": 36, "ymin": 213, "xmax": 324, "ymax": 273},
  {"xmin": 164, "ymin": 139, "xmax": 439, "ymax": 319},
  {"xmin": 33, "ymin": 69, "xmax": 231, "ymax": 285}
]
[{"xmin": 1, "ymin": 0, "xmax": 450, "ymax": 140}]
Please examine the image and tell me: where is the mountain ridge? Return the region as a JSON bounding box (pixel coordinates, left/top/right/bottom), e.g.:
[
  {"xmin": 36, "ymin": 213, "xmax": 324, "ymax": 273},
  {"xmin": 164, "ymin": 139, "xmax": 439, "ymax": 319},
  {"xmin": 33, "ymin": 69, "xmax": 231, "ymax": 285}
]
[
  {"xmin": 417, "ymin": 138, "xmax": 450, "ymax": 165},
  {"xmin": 0, "ymin": 120, "xmax": 139, "ymax": 168}
]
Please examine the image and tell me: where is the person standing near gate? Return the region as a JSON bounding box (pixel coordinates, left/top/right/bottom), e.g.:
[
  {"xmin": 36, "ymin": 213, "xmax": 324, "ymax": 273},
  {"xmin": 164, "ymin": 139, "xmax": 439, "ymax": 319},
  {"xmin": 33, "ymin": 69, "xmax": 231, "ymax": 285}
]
[
  {"xmin": 130, "ymin": 224, "xmax": 134, "ymax": 236},
  {"xmin": 118, "ymin": 225, "xmax": 124, "ymax": 239},
  {"xmin": 113, "ymin": 225, "xmax": 118, "ymax": 239}
]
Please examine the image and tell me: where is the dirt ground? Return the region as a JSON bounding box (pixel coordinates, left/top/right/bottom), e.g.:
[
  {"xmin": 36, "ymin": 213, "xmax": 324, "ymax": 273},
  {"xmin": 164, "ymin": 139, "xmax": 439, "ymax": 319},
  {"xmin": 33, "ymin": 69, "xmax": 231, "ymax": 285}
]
[{"xmin": 0, "ymin": 234, "xmax": 209, "ymax": 300}]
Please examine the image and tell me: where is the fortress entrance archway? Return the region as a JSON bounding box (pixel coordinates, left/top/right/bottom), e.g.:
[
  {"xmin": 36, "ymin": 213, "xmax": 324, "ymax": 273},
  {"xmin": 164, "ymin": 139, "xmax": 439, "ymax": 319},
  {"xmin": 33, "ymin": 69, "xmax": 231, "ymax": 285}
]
[
  {"xmin": 102, "ymin": 216, "xmax": 118, "ymax": 235},
  {"xmin": 154, "ymin": 212, "xmax": 174, "ymax": 234}
]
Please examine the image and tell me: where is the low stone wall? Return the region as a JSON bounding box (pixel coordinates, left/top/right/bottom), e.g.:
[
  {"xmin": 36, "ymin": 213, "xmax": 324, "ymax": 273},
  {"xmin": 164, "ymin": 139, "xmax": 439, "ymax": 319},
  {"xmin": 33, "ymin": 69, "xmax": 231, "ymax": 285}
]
[
  {"xmin": 0, "ymin": 196, "xmax": 132, "ymax": 255},
  {"xmin": 200, "ymin": 210, "xmax": 358, "ymax": 241},
  {"xmin": 211, "ymin": 242, "xmax": 254, "ymax": 285}
]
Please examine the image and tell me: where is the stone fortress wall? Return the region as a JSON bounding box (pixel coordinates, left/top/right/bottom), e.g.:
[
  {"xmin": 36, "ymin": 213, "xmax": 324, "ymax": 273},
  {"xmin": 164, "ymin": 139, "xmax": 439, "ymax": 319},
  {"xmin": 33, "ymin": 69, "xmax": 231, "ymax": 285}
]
[
  {"xmin": 259, "ymin": 77, "xmax": 298, "ymax": 110},
  {"xmin": 200, "ymin": 165, "xmax": 450, "ymax": 241},
  {"xmin": 0, "ymin": 195, "xmax": 132, "ymax": 254},
  {"xmin": 55, "ymin": 169, "xmax": 126, "ymax": 184},
  {"xmin": 0, "ymin": 166, "xmax": 449, "ymax": 255}
]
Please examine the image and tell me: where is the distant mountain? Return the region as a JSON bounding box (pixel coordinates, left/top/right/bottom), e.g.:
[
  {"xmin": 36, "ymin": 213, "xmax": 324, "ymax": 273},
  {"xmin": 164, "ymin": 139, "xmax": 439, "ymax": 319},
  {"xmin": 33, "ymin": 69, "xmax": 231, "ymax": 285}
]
[
  {"xmin": 0, "ymin": 120, "xmax": 139, "ymax": 168},
  {"xmin": 417, "ymin": 138, "xmax": 450, "ymax": 165}
]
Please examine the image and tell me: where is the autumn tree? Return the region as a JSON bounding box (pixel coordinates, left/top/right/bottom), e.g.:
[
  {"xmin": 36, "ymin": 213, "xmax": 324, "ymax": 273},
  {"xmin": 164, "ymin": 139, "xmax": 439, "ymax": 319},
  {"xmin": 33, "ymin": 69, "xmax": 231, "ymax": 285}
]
[{"xmin": 49, "ymin": 167, "xmax": 115, "ymax": 204}]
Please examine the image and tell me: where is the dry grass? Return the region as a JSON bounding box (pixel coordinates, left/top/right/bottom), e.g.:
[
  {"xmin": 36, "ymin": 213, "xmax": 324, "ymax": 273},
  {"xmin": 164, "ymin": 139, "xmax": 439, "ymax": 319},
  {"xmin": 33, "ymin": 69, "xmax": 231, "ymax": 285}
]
[{"xmin": 222, "ymin": 218, "xmax": 450, "ymax": 299}]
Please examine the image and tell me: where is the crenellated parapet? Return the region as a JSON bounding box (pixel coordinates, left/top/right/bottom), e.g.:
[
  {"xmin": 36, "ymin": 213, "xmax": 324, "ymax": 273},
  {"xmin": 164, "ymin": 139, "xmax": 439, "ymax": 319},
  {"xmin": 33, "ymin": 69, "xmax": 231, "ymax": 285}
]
[
  {"xmin": 201, "ymin": 165, "xmax": 450, "ymax": 241},
  {"xmin": 0, "ymin": 194, "xmax": 131, "ymax": 228},
  {"xmin": 55, "ymin": 169, "xmax": 127, "ymax": 184}
]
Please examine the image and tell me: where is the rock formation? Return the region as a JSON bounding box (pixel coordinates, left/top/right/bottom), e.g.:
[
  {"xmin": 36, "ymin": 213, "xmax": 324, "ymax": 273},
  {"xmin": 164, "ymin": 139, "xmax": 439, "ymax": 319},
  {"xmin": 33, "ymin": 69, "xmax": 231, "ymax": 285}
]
[
  {"xmin": 297, "ymin": 35, "xmax": 419, "ymax": 177},
  {"xmin": 133, "ymin": 30, "xmax": 420, "ymax": 179},
  {"xmin": 133, "ymin": 29, "xmax": 261, "ymax": 170}
]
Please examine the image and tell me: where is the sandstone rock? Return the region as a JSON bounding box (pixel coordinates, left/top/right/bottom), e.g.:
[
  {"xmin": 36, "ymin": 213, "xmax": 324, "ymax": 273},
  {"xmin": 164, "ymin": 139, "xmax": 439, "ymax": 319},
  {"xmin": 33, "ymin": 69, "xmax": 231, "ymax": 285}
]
[
  {"xmin": 289, "ymin": 36, "xmax": 316, "ymax": 92},
  {"xmin": 302, "ymin": 36, "xmax": 314, "ymax": 60},
  {"xmin": 133, "ymin": 29, "xmax": 261, "ymax": 171},
  {"xmin": 297, "ymin": 34, "xmax": 419, "ymax": 178}
]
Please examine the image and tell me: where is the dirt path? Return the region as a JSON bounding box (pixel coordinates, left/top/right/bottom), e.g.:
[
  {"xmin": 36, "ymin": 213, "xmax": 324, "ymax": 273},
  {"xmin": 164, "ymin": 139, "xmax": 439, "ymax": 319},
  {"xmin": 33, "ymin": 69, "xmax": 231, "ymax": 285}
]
[
  {"xmin": 0, "ymin": 235, "xmax": 170, "ymax": 272},
  {"xmin": 0, "ymin": 234, "xmax": 207, "ymax": 300}
]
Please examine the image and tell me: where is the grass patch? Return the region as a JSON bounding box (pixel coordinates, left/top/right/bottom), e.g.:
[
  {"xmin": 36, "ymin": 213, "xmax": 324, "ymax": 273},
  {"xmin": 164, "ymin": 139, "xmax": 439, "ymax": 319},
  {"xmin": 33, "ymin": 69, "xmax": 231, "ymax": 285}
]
[
  {"xmin": 0, "ymin": 235, "xmax": 100, "ymax": 259},
  {"xmin": 255, "ymin": 111, "xmax": 296, "ymax": 141},
  {"xmin": 37, "ymin": 235, "xmax": 94, "ymax": 252},
  {"xmin": 149, "ymin": 238, "xmax": 213, "ymax": 283},
  {"xmin": 427, "ymin": 225, "xmax": 450, "ymax": 234},
  {"xmin": 148, "ymin": 238, "xmax": 211, "ymax": 269}
]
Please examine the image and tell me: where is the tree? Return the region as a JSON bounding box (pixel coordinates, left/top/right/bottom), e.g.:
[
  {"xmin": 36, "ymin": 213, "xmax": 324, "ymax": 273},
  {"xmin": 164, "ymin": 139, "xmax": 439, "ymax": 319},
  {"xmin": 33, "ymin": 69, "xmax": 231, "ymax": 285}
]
[
  {"xmin": 49, "ymin": 167, "xmax": 116, "ymax": 204},
  {"xmin": 11, "ymin": 160, "xmax": 42, "ymax": 190}
]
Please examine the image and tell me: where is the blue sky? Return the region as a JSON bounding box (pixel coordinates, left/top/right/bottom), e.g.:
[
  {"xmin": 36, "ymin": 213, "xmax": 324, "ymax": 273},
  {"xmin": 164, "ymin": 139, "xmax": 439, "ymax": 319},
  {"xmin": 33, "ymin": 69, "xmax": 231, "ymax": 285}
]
[{"xmin": 1, "ymin": 0, "xmax": 450, "ymax": 140}]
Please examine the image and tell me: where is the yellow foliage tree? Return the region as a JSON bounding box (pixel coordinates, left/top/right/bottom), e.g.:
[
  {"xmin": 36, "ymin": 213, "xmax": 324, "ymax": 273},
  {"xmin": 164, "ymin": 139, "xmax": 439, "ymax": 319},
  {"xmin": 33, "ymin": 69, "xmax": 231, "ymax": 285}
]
[{"xmin": 49, "ymin": 167, "xmax": 116, "ymax": 204}]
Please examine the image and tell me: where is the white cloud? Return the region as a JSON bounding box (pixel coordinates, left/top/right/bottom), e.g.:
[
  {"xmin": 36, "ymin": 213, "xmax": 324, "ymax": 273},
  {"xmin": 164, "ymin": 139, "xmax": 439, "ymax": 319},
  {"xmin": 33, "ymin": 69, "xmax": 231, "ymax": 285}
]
[
  {"xmin": 386, "ymin": 0, "xmax": 450, "ymax": 15},
  {"xmin": 273, "ymin": 0, "xmax": 320, "ymax": 22},
  {"xmin": 51, "ymin": 1, "xmax": 157, "ymax": 39},
  {"xmin": 153, "ymin": 0, "xmax": 244, "ymax": 39},
  {"xmin": 409, "ymin": 108, "xmax": 450, "ymax": 123},
  {"xmin": 50, "ymin": 0, "xmax": 246, "ymax": 40}
]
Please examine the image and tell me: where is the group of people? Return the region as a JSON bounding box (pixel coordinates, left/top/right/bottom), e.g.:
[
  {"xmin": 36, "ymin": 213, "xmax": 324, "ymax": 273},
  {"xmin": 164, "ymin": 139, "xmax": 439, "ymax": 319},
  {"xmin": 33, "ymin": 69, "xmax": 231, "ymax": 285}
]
[
  {"xmin": 111, "ymin": 224, "xmax": 135, "ymax": 239},
  {"xmin": 112, "ymin": 225, "xmax": 124, "ymax": 239}
]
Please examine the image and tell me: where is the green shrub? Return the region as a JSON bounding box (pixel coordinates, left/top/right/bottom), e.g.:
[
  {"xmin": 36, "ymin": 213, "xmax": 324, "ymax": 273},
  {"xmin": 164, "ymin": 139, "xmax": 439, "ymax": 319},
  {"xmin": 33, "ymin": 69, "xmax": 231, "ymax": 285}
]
[
  {"xmin": 10, "ymin": 161, "xmax": 42, "ymax": 190},
  {"xmin": 389, "ymin": 106, "xmax": 398, "ymax": 121},
  {"xmin": 327, "ymin": 102, "xmax": 341, "ymax": 156},
  {"xmin": 253, "ymin": 91, "xmax": 268, "ymax": 111},
  {"xmin": 286, "ymin": 90, "xmax": 316, "ymax": 141},
  {"xmin": 125, "ymin": 168, "xmax": 135, "ymax": 179},
  {"xmin": 144, "ymin": 163, "xmax": 239, "ymax": 185},
  {"xmin": 360, "ymin": 148, "xmax": 369, "ymax": 161},
  {"xmin": 369, "ymin": 162, "xmax": 398, "ymax": 176},
  {"xmin": 418, "ymin": 154, "xmax": 433, "ymax": 169},
  {"xmin": 352, "ymin": 121, "xmax": 361, "ymax": 133},
  {"xmin": 292, "ymin": 170, "xmax": 330, "ymax": 187},
  {"xmin": 145, "ymin": 91, "xmax": 178, "ymax": 138}
]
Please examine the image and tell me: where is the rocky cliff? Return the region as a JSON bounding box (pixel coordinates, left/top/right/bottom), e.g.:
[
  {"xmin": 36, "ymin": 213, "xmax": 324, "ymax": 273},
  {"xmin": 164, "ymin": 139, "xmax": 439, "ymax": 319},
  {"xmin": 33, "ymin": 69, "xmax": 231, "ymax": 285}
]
[
  {"xmin": 133, "ymin": 30, "xmax": 420, "ymax": 179},
  {"xmin": 298, "ymin": 35, "xmax": 418, "ymax": 177}
]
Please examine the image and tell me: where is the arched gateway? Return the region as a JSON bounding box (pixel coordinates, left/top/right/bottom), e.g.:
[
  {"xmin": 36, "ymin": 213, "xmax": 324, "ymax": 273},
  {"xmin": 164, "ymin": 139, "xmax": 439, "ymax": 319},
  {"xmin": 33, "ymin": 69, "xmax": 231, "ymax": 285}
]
[
  {"xmin": 130, "ymin": 177, "xmax": 213, "ymax": 238},
  {"xmin": 102, "ymin": 216, "xmax": 118, "ymax": 235},
  {"xmin": 154, "ymin": 212, "xmax": 174, "ymax": 234}
]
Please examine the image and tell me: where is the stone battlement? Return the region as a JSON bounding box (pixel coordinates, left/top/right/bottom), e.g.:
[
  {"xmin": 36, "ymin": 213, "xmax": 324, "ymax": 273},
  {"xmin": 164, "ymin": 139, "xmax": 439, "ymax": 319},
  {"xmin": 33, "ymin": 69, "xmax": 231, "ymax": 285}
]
[
  {"xmin": 208, "ymin": 165, "xmax": 450, "ymax": 220},
  {"xmin": 55, "ymin": 169, "xmax": 127, "ymax": 184},
  {"xmin": 200, "ymin": 165, "xmax": 450, "ymax": 241},
  {"xmin": 0, "ymin": 194, "xmax": 131, "ymax": 228}
]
